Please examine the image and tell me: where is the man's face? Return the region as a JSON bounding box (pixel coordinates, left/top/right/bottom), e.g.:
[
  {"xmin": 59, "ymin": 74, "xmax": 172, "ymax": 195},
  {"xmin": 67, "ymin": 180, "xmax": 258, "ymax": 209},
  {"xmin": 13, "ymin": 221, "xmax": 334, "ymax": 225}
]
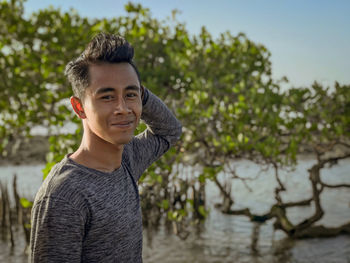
[{"xmin": 80, "ymin": 62, "xmax": 142, "ymax": 146}]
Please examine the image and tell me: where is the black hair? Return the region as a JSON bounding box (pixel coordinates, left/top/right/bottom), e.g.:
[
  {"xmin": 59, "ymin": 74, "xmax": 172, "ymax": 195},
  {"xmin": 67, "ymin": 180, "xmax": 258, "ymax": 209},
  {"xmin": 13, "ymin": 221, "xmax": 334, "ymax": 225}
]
[{"xmin": 65, "ymin": 33, "xmax": 141, "ymax": 100}]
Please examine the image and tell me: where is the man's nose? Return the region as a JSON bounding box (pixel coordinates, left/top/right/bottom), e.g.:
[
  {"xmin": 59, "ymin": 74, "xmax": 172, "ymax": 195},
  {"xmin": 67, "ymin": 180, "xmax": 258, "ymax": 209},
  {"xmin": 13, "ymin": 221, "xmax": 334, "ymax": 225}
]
[{"xmin": 113, "ymin": 97, "xmax": 131, "ymax": 115}]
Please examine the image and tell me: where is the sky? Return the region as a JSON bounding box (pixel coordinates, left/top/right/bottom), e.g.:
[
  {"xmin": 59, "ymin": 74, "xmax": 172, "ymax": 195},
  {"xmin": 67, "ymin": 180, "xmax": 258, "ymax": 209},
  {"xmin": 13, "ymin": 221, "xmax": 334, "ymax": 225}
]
[{"xmin": 24, "ymin": 0, "xmax": 350, "ymax": 89}]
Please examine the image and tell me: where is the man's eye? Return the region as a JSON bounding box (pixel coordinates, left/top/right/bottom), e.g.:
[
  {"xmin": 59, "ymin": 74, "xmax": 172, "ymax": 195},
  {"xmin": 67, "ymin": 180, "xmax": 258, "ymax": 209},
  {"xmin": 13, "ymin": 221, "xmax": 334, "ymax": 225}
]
[
  {"xmin": 101, "ymin": 95, "xmax": 113, "ymax": 100},
  {"xmin": 126, "ymin": 93, "xmax": 137, "ymax": 98}
]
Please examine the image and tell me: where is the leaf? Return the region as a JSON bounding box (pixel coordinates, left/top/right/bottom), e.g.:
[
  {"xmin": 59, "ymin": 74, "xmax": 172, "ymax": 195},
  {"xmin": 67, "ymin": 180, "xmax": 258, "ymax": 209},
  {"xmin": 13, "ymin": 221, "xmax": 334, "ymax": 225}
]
[
  {"xmin": 20, "ymin": 197, "xmax": 33, "ymax": 208},
  {"xmin": 198, "ymin": 205, "xmax": 208, "ymax": 218}
]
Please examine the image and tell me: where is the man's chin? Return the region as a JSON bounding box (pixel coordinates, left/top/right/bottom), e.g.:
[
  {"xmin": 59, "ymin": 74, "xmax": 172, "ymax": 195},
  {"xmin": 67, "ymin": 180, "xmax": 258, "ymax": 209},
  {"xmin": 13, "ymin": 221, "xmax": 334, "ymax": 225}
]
[{"xmin": 111, "ymin": 135, "xmax": 134, "ymax": 146}]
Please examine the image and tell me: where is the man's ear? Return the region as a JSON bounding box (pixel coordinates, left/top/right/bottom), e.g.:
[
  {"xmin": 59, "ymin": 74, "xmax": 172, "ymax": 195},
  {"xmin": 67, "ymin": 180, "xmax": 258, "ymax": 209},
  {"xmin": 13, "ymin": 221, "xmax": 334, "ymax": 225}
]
[{"xmin": 70, "ymin": 96, "xmax": 86, "ymax": 119}]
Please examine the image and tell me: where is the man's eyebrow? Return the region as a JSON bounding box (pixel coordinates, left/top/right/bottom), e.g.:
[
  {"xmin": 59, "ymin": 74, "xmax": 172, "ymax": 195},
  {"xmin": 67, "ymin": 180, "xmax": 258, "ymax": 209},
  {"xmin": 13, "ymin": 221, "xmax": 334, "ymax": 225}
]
[
  {"xmin": 94, "ymin": 85, "xmax": 140, "ymax": 96},
  {"xmin": 95, "ymin": 87, "xmax": 115, "ymax": 95},
  {"xmin": 125, "ymin": 85, "xmax": 141, "ymax": 92}
]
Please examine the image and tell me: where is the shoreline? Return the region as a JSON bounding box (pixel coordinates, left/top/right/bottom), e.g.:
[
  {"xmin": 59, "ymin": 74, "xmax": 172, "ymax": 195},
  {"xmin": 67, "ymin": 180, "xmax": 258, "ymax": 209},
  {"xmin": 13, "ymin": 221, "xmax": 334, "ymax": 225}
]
[
  {"xmin": 0, "ymin": 135, "xmax": 347, "ymax": 167},
  {"xmin": 0, "ymin": 135, "xmax": 49, "ymax": 166}
]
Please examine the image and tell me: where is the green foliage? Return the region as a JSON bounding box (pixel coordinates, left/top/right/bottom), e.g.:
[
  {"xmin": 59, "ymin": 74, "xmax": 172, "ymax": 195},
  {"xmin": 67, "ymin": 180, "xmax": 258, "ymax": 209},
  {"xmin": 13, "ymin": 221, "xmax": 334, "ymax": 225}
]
[
  {"xmin": 0, "ymin": 0, "xmax": 91, "ymax": 155},
  {"xmin": 283, "ymin": 82, "xmax": 350, "ymax": 156},
  {"xmin": 20, "ymin": 197, "xmax": 33, "ymax": 208},
  {"xmin": 1, "ymin": 0, "xmax": 349, "ymax": 229}
]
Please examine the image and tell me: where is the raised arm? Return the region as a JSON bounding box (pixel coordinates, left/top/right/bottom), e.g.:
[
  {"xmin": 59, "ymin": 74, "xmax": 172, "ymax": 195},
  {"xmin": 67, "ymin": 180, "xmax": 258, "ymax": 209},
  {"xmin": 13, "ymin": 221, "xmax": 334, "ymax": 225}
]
[{"xmin": 124, "ymin": 87, "xmax": 182, "ymax": 180}]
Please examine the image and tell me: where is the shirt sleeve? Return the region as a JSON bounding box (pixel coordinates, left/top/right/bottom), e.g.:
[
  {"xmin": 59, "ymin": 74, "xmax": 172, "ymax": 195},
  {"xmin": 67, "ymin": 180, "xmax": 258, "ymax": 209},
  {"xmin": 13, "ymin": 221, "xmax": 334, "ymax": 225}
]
[
  {"xmin": 124, "ymin": 88, "xmax": 182, "ymax": 181},
  {"xmin": 30, "ymin": 196, "xmax": 85, "ymax": 263}
]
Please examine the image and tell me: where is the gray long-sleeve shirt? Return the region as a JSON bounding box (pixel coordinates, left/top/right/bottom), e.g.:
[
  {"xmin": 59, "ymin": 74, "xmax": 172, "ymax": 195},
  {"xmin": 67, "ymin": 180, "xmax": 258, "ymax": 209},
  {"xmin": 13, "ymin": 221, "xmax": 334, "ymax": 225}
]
[{"xmin": 30, "ymin": 89, "xmax": 182, "ymax": 262}]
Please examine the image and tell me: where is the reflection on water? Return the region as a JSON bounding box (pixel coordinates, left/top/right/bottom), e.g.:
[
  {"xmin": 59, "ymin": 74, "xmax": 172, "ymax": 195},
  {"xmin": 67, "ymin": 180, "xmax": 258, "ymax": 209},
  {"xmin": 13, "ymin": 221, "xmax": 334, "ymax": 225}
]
[{"xmin": 1, "ymin": 158, "xmax": 350, "ymax": 262}]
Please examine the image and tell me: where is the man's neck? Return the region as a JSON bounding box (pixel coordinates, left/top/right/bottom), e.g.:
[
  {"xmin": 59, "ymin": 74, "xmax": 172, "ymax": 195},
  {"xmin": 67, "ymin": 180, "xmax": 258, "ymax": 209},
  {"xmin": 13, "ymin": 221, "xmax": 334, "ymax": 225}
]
[{"xmin": 70, "ymin": 132, "xmax": 124, "ymax": 173}]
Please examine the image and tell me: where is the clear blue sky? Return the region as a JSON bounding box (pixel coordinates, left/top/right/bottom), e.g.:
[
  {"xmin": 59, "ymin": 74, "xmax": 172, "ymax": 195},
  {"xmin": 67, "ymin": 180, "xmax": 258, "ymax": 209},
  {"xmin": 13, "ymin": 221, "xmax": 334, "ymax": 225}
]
[{"xmin": 24, "ymin": 0, "xmax": 350, "ymax": 88}]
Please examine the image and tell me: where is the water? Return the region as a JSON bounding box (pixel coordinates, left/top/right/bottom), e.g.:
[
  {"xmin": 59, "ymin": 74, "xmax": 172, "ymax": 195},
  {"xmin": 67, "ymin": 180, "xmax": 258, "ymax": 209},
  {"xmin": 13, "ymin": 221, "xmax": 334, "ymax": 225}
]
[
  {"xmin": 0, "ymin": 158, "xmax": 350, "ymax": 262},
  {"xmin": 0, "ymin": 165, "xmax": 44, "ymax": 200}
]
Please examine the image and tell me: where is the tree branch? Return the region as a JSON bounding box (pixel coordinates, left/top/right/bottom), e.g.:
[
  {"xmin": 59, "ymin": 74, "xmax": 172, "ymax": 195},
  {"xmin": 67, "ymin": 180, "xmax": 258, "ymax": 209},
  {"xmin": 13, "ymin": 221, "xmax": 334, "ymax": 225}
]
[
  {"xmin": 293, "ymin": 162, "xmax": 324, "ymax": 232},
  {"xmin": 293, "ymin": 222, "xmax": 350, "ymax": 239},
  {"xmin": 223, "ymin": 207, "xmax": 273, "ymax": 223},
  {"xmin": 321, "ymin": 182, "xmax": 350, "ymax": 188},
  {"xmin": 281, "ymin": 198, "xmax": 313, "ymax": 208},
  {"xmin": 320, "ymin": 152, "xmax": 350, "ymax": 167}
]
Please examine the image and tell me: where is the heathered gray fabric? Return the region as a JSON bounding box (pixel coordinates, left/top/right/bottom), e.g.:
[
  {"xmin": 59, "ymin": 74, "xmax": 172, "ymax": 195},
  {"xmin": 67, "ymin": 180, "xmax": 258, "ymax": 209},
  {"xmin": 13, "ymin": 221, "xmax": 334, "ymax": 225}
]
[{"xmin": 30, "ymin": 89, "xmax": 182, "ymax": 263}]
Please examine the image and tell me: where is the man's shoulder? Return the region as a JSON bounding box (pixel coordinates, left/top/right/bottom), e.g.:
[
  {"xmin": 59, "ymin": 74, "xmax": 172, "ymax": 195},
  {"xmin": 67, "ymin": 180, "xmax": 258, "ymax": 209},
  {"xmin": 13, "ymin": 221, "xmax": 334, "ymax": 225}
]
[
  {"xmin": 33, "ymin": 156, "xmax": 89, "ymax": 208},
  {"xmin": 45, "ymin": 156, "xmax": 87, "ymax": 187}
]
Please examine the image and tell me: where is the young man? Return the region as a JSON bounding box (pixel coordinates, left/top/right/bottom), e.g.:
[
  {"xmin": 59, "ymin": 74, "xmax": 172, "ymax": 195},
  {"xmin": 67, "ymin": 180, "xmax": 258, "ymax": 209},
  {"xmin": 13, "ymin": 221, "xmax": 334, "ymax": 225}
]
[{"xmin": 30, "ymin": 33, "xmax": 182, "ymax": 262}]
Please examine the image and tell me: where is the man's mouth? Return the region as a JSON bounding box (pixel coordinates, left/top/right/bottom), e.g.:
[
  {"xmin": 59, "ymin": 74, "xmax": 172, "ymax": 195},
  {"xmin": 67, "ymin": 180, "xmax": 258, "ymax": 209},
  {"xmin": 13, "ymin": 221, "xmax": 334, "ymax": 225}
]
[{"xmin": 111, "ymin": 121, "xmax": 134, "ymax": 128}]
